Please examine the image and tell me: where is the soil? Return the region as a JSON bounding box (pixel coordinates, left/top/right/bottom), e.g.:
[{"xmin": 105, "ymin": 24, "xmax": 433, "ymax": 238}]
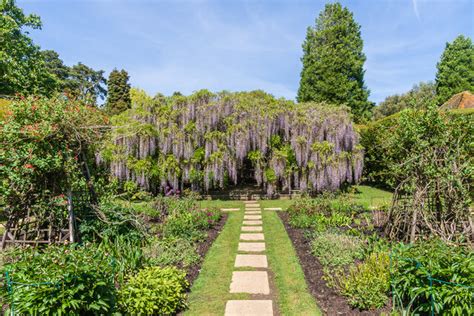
[
  {"xmin": 278, "ymin": 212, "xmax": 390, "ymax": 316},
  {"xmin": 185, "ymin": 213, "xmax": 228, "ymax": 286}
]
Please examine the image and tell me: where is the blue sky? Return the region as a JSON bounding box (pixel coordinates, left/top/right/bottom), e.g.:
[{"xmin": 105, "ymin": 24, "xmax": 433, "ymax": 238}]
[{"xmin": 20, "ymin": 0, "xmax": 473, "ymax": 103}]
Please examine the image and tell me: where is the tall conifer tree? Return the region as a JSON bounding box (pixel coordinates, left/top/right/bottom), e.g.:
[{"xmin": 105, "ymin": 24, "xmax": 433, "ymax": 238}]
[
  {"xmin": 297, "ymin": 3, "xmax": 372, "ymax": 122},
  {"xmin": 106, "ymin": 69, "xmax": 131, "ymax": 115},
  {"xmin": 435, "ymin": 35, "xmax": 474, "ymax": 105}
]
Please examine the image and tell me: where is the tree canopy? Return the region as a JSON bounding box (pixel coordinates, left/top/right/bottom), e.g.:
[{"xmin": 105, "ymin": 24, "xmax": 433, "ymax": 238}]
[
  {"xmin": 105, "ymin": 69, "xmax": 131, "ymax": 115},
  {"xmin": 435, "ymin": 35, "xmax": 474, "ymax": 105},
  {"xmin": 373, "ymin": 82, "xmax": 436, "ymax": 120},
  {"xmin": 297, "ymin": 2, "xmax": 372, "ymax": 122}
]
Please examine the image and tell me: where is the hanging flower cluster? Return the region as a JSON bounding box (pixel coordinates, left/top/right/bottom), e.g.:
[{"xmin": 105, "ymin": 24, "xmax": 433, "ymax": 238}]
[{"xmin": 100, "ymin": 89, "xmax": 363, "ymax": 196}]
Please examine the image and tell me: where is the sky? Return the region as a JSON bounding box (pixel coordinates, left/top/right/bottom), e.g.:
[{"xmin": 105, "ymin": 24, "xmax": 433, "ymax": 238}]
[{"xmin": 19, "ymin": 0, "xmax": 474, "ymax": 104}]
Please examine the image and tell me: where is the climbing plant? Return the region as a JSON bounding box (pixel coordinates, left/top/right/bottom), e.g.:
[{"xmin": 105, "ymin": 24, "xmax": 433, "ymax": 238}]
[{"xmin": 100, "ymin": 89, "xmax": 363, "ymax": 196}]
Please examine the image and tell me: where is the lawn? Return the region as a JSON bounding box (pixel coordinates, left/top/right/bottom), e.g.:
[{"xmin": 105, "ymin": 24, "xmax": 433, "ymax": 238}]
[{"xmin": 348, "ymin": 185, "xmax": 393, "ymax": 209}]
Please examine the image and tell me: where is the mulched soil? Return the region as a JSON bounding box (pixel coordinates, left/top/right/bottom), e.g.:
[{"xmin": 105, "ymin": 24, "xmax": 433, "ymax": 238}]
[
  {"xmin": 185, "ymin": 213, "xmax": 228, "ymax": 285},
  {"xmin": 278, "ymin": 212, "xmax": 389, "ymax": 316}
]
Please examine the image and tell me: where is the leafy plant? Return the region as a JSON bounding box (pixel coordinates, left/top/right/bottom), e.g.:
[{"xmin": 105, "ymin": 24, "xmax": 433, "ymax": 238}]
[
  {"xmin": 391, "ymin": 239, "xmax": 474, "ymax": 315},
  {"xmin": 144, "ymin": 237, "xmax": 200, "ymax": 268},
  {"xmin": 311, "ymin": 232, "xmax": 364, "ymax": 267},
  {"xmin": 340, "ymin": 252, "xmax": 390, "ymax": 309},
  {"xmin": 118, "ymin": 266, "xmax": 189, "ymax": 315},
  {"xmin": 1, "ymin": 245, "xmax": 116, "ymax": 315}
]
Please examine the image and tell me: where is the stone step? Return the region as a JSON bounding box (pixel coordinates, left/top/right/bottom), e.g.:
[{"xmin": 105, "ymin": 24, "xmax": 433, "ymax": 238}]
[
  {"xmin": 245, "ymin": 211, "xmax": 261, "ymax": 215},
  {"xmin": 264, "ymin": 207, "xmax": 282, "ymax": 211},
  {"xmin": 243, "ymin": 220, "xmax": 263, "ymax": 226},
  {"xmin": 235, "ymin": 254, "xmax": 268, "ymax": 268},
  {"xmin": 244, "ymin": 215, "xmax": 262, "ymax": 220},
  {"xmin": 241, "ymin": 226, "xmax": 263, "ymax": 232},
  {"xmin": 238, "ymin": 242, "xmax": 266, "ymax": 252},
  {"xmin": 245, "ymin": 204, "xmax": 260, "ymax": 208},
  {"xmin": 240, "ymin": 233, "xmax": 264, "ymax": 241},
  {"xmin": 221, "ymin": 208, "xmax": 240, "ymax": 212},
  {"xmin": 229, "ymin": 271, "xmax": 270, "ymax": 294},
  {"xmin": 225, "ymin": 300, "xmax": 273, "ymax": 316}
]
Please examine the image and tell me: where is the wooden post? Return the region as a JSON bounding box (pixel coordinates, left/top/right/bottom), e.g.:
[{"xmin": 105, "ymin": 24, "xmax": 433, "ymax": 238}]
[{"xmin": 67, "ymin": 189, "xmax": 75, "ymax": 243}]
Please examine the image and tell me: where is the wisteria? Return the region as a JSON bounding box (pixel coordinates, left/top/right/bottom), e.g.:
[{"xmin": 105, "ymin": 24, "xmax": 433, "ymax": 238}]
[{"xmin": 102, "ymin": 89, "xmax": 363, "ymax": 196}]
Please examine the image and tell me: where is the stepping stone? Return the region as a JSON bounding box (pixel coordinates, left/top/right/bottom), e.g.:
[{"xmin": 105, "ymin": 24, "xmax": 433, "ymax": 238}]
[
  {"xmin": 241, "ymin": 226, "xmax": 262, "ymax": 232},
  {"xmin": 229, "ymin": 271, "xmax": 270, "ymax": 294},
  {"xmin": 264, "ymin": 207, "xmax": 282, "ymax": 211},
  {"xmin": 245, "ymin": 204, "xmax": 260, "ymax": 208},
  {"xmin": 245, "ymin": 211, "xmax": 261, "ymax": 214},
  {"xmin": 238, "ymin": 242, "xmax": 266, "ymax": 252},
  {"xmin": 225, "ymin": 300, "xmax": 273, "ymax": 316},
  {"xmin": 221, "ymin": 208, "xmax": 240, "ymax": 212},
  {"xmin": 243, "ymin": 220, "xmax": 263, "ymax": 225},
  {"xmin": 240, "ymin": 233, "xmax": 264, "ymax": 241},
  {"xmin": 244, "ymin": 215, "xmax": 262, "ymax": 220},
  {"xmin": 245, "ymin": 208, "xmax": 261, "ymax": 211},
  {"xmin": 235, "ymin": 254, "xmax": 268, "ymax": 268},
  {"xmin": 243, "ymin": 200, "xmax": 258, "ymax": 204}
]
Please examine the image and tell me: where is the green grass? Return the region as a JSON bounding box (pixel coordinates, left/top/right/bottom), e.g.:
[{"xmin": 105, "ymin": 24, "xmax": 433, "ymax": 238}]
[
  {"xmin": 348, "ymin": 185, "xmax": 393, "ymax": 209},
  {"xmin": 184, "ymin": 211, "xmax": 249, "ymax": 315},
  {"xmin": 263, "ymin": 210, "xmax": 321, "ymax": 315},
  {"xmin": 259, "ymin": 199, "xmax": 294, "ymax": 210}
]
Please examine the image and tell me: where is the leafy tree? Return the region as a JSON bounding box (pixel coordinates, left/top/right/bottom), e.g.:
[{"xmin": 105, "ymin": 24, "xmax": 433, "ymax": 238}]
[
  {"xmin": 435, "ymin": 35, "xmax": 474, "ymax": 104},
  {"xmin": 373, "ymin": 82, "xmax": 436, "ymax": 120},
  {"xmin": 0, "ymin": 0, "xmax": 56, "ymax": 96},
  {"xmin": 41, "ymin": 49, "xmax": 70, "ymax": 90},
  {"xmin": 66, "ymin": 62, "xmax": 107, "ymax": 104},
  {"xmin": 297, "ymin": 2, "xmax": 372, "ymax": 122},
  {"xmin": 105, "ymin": 69, "xmax": 131, "ymax": 115}
]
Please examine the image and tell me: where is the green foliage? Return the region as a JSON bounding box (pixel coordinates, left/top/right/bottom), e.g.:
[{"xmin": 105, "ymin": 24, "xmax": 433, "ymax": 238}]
[
  {"xmin": 340, "ymin": 252, "xmax": 390, "ymax": 309},
  {"xmin": 373, "ymin": 81, "xmax": 436, "ymax": 119},
  {"xmin": 65, "ymin": 62, "xmax": 107, "ymax": 104},
  {"xmin": 0, "ymin": 0, "xmax": 58, "ymax": 96},
  {"xmin": 106, "ymin": 68, "xmax": 131, "ymax": 115},
  {"xmin": 435, "ymin": 35, "xmax": 474, "ymax": 105},
  {"xmin": 311, "ymin": 232, "xmax": 364, "ymax": 267},
  {"xmin": 1, "ymin": 245, "xmax": 116, "ymax": 315},
  {"xmin": 118, "ymin": 266, "xmax": 188, "ymax": 315},
  {"xmin": 297, "ymin": 2, "xmax": 372, "ymax": 122},
  {"xmin": 0, "ymin": 96, "xmax": 107, "ymax": 234},
  {"xmin": 391, "ymin": 239, "xmax": 474, "ymax": 315},
  {"xmin": 144, "ymin": 237, "xmax": 200, "ymax": 268}
]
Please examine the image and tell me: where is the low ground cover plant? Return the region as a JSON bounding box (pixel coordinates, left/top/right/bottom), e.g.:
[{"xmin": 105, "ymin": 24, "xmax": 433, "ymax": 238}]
[
  {"xmin": 311, "ymin": 232, "xmax": 364, "ymax": 267},
  {"xmin": 118, "ymin": 266, "xmax": 189, "ymax": 315}
]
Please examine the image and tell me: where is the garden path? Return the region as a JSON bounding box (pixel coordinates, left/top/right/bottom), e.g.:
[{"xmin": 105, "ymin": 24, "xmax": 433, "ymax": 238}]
[{"xmin": 224, "ymin": 201, "xmax": 273, "ymax": 316}]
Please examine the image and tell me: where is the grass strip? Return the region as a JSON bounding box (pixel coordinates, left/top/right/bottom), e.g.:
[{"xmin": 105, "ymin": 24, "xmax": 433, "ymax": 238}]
[
  {"xmin": 184, "ymin": 209, "xmax": 249, "ymax": 315},
  {"xmin": 263, "ymin": 210, "xmax": 321, "ymax": 315}
]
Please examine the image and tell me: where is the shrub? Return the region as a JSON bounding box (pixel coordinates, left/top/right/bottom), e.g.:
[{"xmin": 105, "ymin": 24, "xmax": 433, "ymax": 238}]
[
  {"xmin": 1, "ymin": 245, "xmax": 116, "ymax": 315},
  {"xmin": 311, "ymin": 232, "xmax": 364, "ymax": 267},
  {"xmin": 391, "ymin": 239, "xmax": 474, "ymax": 315},
  {"xmin": 118, "ymin": 266, "xmax": 189, "ymax": 315},
  {"xmin": 143, "ymin": 237, "xmax": 200, "ymax": 268},
  {"xmin": 340, "ymin": 252, "xmax": 390, "ymax": 309}
]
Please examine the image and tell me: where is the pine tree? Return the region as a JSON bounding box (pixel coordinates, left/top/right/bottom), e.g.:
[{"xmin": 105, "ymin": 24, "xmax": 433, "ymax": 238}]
[
  {"xmin": 106, "ymin": 69, "xmax": 131, "ymax": 115},
  {"xmin": 297, "ymin": 2, "xmax": 372, "ymax": 122},
  {"xmin": 435, "ymin": 35, "xmax": 474, "ymax": 105}
]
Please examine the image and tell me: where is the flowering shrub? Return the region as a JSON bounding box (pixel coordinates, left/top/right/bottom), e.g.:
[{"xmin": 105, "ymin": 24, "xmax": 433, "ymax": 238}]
[{"xmin": 0, "ymin": 96, "xmax": 107, "ymax": 233}]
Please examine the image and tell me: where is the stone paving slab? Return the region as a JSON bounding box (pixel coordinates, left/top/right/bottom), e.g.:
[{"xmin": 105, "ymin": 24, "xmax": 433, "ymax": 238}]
[
  {"xmin": 245, "ymin": 204, "xmax": 260, "ymax": 208},
  {"xmin": 225, "ymin": 300, "xmax": 273, "ymax": 316},
  {"xmin": 244, "ymin": 215, "xmax": 262, "ymax": 220},
  {"xmin": 229, "ymin": 271, "xmax": 270, "ymax": 294},
  {"xmin": 243, "ymin": 220, "xmax": 263, "ymax": 226},
  {"xmin": 235, "ymin": 254, "xmax": 268, "ymax": 268},
  {"xmin": 245, "ymin": 208, "xmax": 261, "ymax": 211},
  {"xmin": 243, "ymin": 200, "xmax": 258, "ymax": 204},
  {"xmin": 264, "ymin": 207, "xmax": 282, "ymax": 211},
  {"xmin": 221, "ymin": 208, "xmax": 240, "ymax": 212},
  {"xmin": 245, "ymin": 211, "xmax": 261, "ymax": 214},
  {"xmin": 240, "ymin": 233, "xmax": 265, "ymax": 241},
  {"xmin": 238, "ymin": 242, "xmax": 266, "ymax": 252},
  {"xmin": 241, "ymin": 226, "xmax": 263, "ymax": 232}
]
